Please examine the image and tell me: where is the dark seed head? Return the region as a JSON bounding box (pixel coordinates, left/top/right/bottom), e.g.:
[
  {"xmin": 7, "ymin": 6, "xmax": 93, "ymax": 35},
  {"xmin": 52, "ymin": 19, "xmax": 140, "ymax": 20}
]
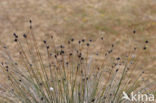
[
  {"xmin": 71, "ymin": 38, "xmax": 74, "ymax": 42},
  {"xmin": 143, "ymin": 46, "xmax": 146, "ymax": 50},
  {"xmin": 51, "ymin": 36, "xmax": 53, "ymax": 39},
  {"xmin": 11, "ymin": 89, "xmax": 14, "ymax": 92},
  {"xmin": 86, "ymin": 43, "xmax": 90, "ymax": 46},
  {"xmin": 30, "ymin": 64, "xmax": 32, "ymax": 67},
  {"xmin": 86, "ymin": 77, "xmax": 89, "ymax": 80},
  {"xmin": 63, "ymin": 78, "xmax": 66, "ymax": 81},
  {"xmin": 145, "ymin": 40, "xmax": 148, "ymax": 43},
  {"xmin": 19, "ymin": 52, "xmax": 22, "ymax": 55},
  {"xmin": 47, "ymin": 46, "xmax": 49, "ymax": 49},
  {"xmin": 76, "ymin": 50, "xmax": 79, "ymax": 53},
  {"xmin": 108, "ymin": 49, "xmax": 112, "ymax": 54},
  {"xmin": 91, "ymin": 99, "xmax": 95, "ymax": 102},
  {"xmin": 23, "ymin": 34, "xmax": 27, "ymax": 38},
  {"xmin": 81, "ymin": 57, "xmax": 84, "ymax": 60},
  {"xmin": 14, "ymin": 38, "xmax": 18, "ymax": 42},
  {"xmin": 69, "ymin": 53, "xmax": 72, "ymax": 56},
  {"xmin": 30, "ymin": 25, "xmax": 32, "ymax": 29},
  {"xmin": 39, "ymin": 83, "xmax": 42, "ymax": 86},
  {"xmin": 116, "ymin": 57, "xmax": 120, "ymax": 60},
  {"xmin": 13, "ymin": 33, "xmax": 16, "ymax": 36},
  {"xmin": 29, "ymin": 20, "xmax": 32, "ymax": 23},
  {"xmin": 78, "ymin": 41, "xmax": 81, "ymax": 44},
  {"xmin": 78, "ymin": 55, "xmax": 81, "ymax": 58},
  {"xmin": 101, "ymin": 37, "xmax": 103, "ymax": 40},
  {"xmin": 68, "ymin": 41, "xmax": 71, "ymax": 44},
  {"xmin": 40, "ymin": 97, "xmax": 43, "ymax": 101},
  {"xmin": 13, "ymin": 33, "xmax": 18, "ymax": 38},
  {"xmin": 60, "ymin": 50, "xmax": 64, "ymax": 55},
  {"xmin": 60, "ymin": 45, "xmax": 64, "ymax": 48},
  {"xmin": 104, "ymin": 97, "xmax": 106, "ymax": 99},
  {"xmin": 133, "ymin": 30, "xmax": 136, "ymax": 34},
  {"xmin": 29, "ymin": 20, "xmax": 32, "ymax": 29},
  {"xmin": 8, "ymin": 76, "xmax": 10, "ymax": 80},
  {"xmin": 82, "ymin": 39, "xmax": 85, "ymax": 42},
  {"xmin": 112, "ymin": 44, "xmax": 114, "ymax": 47},
  {"xmin": 134, "ymin": 47, "xmax": 136, "ymax": 50},
  {"xmin": 43, "ymin": 40, "xmax": 46, "ymax": 44},
  {"xmin": 55, "ymin": 55, "xmax": 57, "ymax": 58},
  {"xmin": 3, "ymin": 46, "xmax": 7, "ymax": 49}
]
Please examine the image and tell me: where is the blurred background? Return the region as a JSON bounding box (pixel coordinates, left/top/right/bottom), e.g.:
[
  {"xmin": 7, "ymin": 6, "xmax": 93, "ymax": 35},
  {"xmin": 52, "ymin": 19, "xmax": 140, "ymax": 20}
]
[{"xmin": 0, "ymin": 0, "xmax": 155, "ymax": 84}]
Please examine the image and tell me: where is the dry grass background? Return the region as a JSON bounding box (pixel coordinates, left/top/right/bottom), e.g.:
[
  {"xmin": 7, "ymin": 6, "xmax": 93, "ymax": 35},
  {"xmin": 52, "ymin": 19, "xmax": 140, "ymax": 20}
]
[{"xmin": 0, "ymin": 0, "xmax": 156, "ymax": 101}]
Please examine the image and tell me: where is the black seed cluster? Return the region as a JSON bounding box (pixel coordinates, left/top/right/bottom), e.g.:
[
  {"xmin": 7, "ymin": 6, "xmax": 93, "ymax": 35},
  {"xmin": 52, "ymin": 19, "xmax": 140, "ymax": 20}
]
[
  {"xmin": 86, "ymin": 43, "xmax": 90, "ymax": 47},
  {"xmin": 13, "ymin": 33, "xmax": 18, "ymax": 42},
  {"xmin": 71, "ymin": 38, "xmax": 74, "ymax": 42},
  {"xmin": 60, "ymin": 45, "xmax": 64, "ymax": 48},
  {"xmin": 23, "ymin": 34, "xmax": 27, "ymax": 38},
  {"xmin": 69, "ymin": 53, "xmax": 72, "ymax": 56},
  {"xmin": 43, "ymin": 40, "xmax": 47, "ymax": 44},
  {"xmin": 101, "ymin": 37, "xmax": 103, "ymax": 40},
  {"xmin": 40, "ymin": 97, "xmax": 43, "ymax": 101},
  {"xmin": 116, "ymin": 57, "xmax": 120, "ymax": 60},
  {"xmin": 78, "ymin": 41, "xmax": 81, "ymax": 44},
  {"xmin": 47, "ymin": 46, "xmax": 49, "ymax": 49},
  {"xmin": 145, "ymin": 40, "xmax": 148, "ymax": 43},
  {"xmin": 60, "ymin": 50, "xmax": 64, "ymax": 55},
  {"xmin": 29, "ymin": 20, "xmax": 32, "ymax": 29},
  {"xmin": 82, "ymin": 39, "xmax": 85, "ymax": 42},
  {"xmin": 133, "ymin": 30, "xmax": 136, "ymax": 34}
]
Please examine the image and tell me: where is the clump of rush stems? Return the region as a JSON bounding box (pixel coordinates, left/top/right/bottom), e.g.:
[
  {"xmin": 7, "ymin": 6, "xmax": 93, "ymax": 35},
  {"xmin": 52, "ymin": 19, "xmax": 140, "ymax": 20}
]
[{"xmin": 0, "ymin": 21, "xmax": 154, "ymax": 103}]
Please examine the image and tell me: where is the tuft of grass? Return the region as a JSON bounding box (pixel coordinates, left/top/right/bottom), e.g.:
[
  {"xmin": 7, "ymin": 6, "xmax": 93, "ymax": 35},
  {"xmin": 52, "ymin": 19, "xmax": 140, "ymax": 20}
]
[{"xmin": 0, "ymin": 21, "xmax": 155, "ymax": 103}]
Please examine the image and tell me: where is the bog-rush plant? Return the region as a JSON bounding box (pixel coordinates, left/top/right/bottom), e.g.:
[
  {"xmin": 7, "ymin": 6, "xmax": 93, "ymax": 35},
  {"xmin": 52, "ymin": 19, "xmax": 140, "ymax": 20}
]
[{"xmin": 0, "ymin": 21, "xmax": 154, "ymax": 103}]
